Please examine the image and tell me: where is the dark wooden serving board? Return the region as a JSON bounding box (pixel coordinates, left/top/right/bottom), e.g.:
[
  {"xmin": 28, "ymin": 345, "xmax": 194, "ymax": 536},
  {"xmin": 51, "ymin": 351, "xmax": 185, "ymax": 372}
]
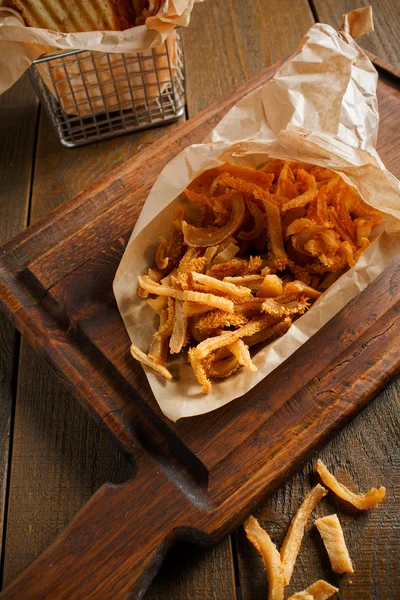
[{"xmin": 0, "ymin": 53, "xmax": 399, "ymax": 599}]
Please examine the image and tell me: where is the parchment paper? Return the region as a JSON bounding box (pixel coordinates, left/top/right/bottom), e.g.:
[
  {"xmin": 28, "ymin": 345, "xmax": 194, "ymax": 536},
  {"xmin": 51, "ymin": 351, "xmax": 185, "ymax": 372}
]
[
  {"xmin": 0, "ymin": 0, "xmax": 199, "ymax": 95},
  {"xmin": 114, "ymin": 7, "xmax": 400, "ymax": 421}
]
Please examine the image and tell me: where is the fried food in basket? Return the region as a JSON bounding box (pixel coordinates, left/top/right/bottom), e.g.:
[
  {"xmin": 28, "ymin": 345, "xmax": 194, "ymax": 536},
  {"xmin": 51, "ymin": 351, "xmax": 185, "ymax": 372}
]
[
  {"xmin": 130, "ymin": 160, "xmax": 382, "ymax": 392},
  {"xmin": 316, "ymin": 459, "xmax": 386, "ymax": 509}
]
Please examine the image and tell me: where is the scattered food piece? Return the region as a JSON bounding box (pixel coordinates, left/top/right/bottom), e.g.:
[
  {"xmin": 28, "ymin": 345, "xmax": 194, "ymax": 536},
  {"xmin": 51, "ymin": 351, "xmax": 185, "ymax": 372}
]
[
  {"xmin": 288, "ymin": 579, "xmax": 339, "ymax": 599},
  {"xmin": 315, "ymin": 514, "xmax": 354, "ymax": 574},
  {"xmin": 316, "ymin": 459, "xmax": 386, "ymax": 509},
  {"xmin": 244, "ymin": 516, "xmax": 285, "ymax": 600},
  {"xmin": 280, "ymin": 484, "xmax": 328, "ymax": 584}
]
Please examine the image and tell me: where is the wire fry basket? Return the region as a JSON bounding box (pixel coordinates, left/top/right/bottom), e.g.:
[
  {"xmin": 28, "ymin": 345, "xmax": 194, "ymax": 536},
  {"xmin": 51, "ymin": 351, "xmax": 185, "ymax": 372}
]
[{"xmin": 28, "ymin": 29, "xmax": 186, "ymax": 148}]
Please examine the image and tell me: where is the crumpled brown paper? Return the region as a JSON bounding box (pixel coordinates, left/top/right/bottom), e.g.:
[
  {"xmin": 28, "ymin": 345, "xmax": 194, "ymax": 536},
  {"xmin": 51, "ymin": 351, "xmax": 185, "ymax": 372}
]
[
  {"xmin": 113, "ymin": 7, "xmax": 400, "ymax": 422},
  {"xmin": 0, "ymin": 0, "xmax": 199, "ymax": 95}
]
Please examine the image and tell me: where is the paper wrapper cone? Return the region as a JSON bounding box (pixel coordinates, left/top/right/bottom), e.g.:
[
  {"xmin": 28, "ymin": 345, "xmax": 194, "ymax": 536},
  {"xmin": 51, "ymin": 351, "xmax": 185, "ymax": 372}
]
[
  {"xmin": 114, "ymin": 7, "xmax": 400, "ymax": 422},
  {"xmin": 0, "ymin": 0, "xmax": 198, "ymax": 111}
]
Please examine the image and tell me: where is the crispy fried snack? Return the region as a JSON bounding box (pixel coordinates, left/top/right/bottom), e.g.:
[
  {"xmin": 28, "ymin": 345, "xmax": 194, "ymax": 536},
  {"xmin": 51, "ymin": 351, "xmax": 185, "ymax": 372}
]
[
  {"xmin": 280, "ymin": 484, "xmax": 328, "ymax": 584},
  {"xmin": 288, "ymin": 580, "xmax": 339, "ymax": 600},
  {"xmin": 315, "ymin": 514, "xmax": 354, "ymax": 574},
  {"xmin": 316, "ymin": 459, "xmax": 386, "ymax": 509},
  {"xmin": 131, "ymin": 160, "xmax": 381, "ymax": 392},
  {"xmin": 244, "ymin": 516, "xmax": 285, "ymax": 600}
]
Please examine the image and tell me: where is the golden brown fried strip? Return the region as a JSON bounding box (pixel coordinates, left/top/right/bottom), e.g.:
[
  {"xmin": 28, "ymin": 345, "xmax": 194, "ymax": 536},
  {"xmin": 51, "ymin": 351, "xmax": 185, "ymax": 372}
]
[
  {"xmin": 244, "ymin": 516, "xmax": 285, "ymax": 600},
  {"xmin": 139, "ymin": 276, "xmax": 234, "ymax": 313},
  {"xmin": 211, "ymin": 242, "xmax": 240, "ymax": 265},
  {"xmin": 157, "ymin": 297, "xmax": 175, "ymax": 339},
  {"xmin": 130, "ymin": 344, "xmax": 172, "ymax": 380},
  {"xmin": 169, "ymin": 300, "xmax": 188, "ymax": 354},
  {"xmin": 183, "ymin": 301, "xmax": 213, "ymax": 317},
  {"xmin": 228, "ymin": 340, "xmax": 257, "ymax": 372},
  {"xmin": 188, "ymin": 348, "xmax": 212, "ymax": 393},
  {"xmin": 280, "ymin": 484, "xmax": 328, "ymax": 584},
  {"xmin": 208, "ymin": 354, "xmax": 241, "ymax": 378},
  {"xmin": 257, "ymin": 274, "xmax": 283, "ymax": 298},
  {"xmin": 148, "ymin": 309, "xmax": 169, "ymax": 364},
  {"xmin": 315, "ymin": 514, "xmax": 354, "ymax": 574},
  {"xmin": 288, "ymin": 580, "xmax": 339, "ymax": 600},
  {"xmin": 191, "ymin": 272, "xmax": 252, "ymax": 299},
  {"xmin": 194, "ymin": 315, "xmax": 278, "ymax": 360},
  {"xmin": 261, "ymin": 296, "xmax": 309, "ymax": 318},
  {"xmin": 138, "ymin": 268, "xmax": 163, "ymax": 298},
  {"xmin": 182, "ymin": 195, "xmax": 245, "ymax": 247},
  {"xmin": 281, "ymin": 170, "xmax": 317, "ymax": 212},
  {"xmin": 196, "ymin": 309, "xmax": 248, "ymax": 334},
  {"xmin": 147, "ymin": 295, "xmax": 168, "ymax": 315},
  {"xmin": 284, "ymin": 280, "xmax": 321, "ymax": 299},
  {"xmin": 207, "ymin": 258, "xmax": 248, "ymax": 279},
  {"xmin": 316, "ymin": 459, "xmax": 386, "ymax": 509},
  {"xmin": 155, "ymin": 236, "xmax": 169, "ymax": 270},
  {"xmin": 183, "ymin": 290, "xmax": 234, "ymax": 313},
  {"xmin": 239, "ymin": 200, "xmax": 267, "ymax": 240},
  {"xmin": 243, "ymin": 317, "xmax": 291, "ymax": 347}
]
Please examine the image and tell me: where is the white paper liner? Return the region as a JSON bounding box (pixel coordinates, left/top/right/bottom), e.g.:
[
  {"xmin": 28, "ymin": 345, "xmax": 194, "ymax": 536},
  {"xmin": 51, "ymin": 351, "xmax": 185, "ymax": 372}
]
[{"xmin": 113, "ymin": 7, "xmax": 400, "ymax": 421}]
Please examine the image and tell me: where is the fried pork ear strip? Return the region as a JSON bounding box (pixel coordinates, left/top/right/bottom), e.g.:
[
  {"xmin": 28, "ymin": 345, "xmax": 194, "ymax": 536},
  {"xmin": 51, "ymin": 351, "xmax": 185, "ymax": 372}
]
[
  {"xmin": 182, "ymin": 194, "xmax": 245, "ymax": 247},
  {"xmin": 191, "ymin": 271, "xmax": 252, "ymax": 298},
  {"xmin": 284, "ymin": 280, "xmax": 321, "ymax": 299},
  {"xmin": 239, "ymin": 200, "xmax": 267, "ymax": 240},
  {"xmin": 155, "ymin": 236, "xmax": 169, "ymax": 270},
  {"xmin": 315, "ymin": 514, "xmax": 354, "ymax": 574},
  {"xmin": 281, "ymin": 169, "xmax": 317, "ymax": 213},
  {"xmin": 244, "ymin": 516, "xmax": 285, "ymax": 600},
  {"xmin": 138, "ymin": 276, "xmax": 235, "ymax": 313},
  {"xmin": 169, "ymin": 299, "xmax": 187, "ymax": 354},
  {"xmin": 194, "ymin": 315, "xmax": 278, "ymax": 360},
  {"xmin": 280, "ymin": 484, "xmax": 328, "ymax": 585},
  {"xmin": 130, "ymin": 344, "xmax": 172, "ymax": 380},
  {"xmin": 262, "ymin": 296, "xmax": 310, "ymax": 318},
  {"xmin": 243, "ymin": 317, "xmax": 291, "ymax": 347},
  {"xmin": 287, "ymin": 580, "xmax": 339, "ymax": 600},
  {"xmin": 316, "ymin": 459, "xmax": 386, "ymax": 509},
  {"xmin": 228, "ymin": 340, "xmax": 257, "ymax": 372}
]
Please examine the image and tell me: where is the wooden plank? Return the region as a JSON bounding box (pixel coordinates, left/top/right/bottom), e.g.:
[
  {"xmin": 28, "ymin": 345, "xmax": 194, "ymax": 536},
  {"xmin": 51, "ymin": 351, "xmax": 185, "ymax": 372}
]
[
  {"xmin": 2, "ymin": 44, "xmax": 237, "ymax": 599},
  {"xmin": 0, "ymin": 8, "xmax": 396, "ymax": 600},
  {"xmin": 1, "ymin": 113, "xmax": 182, "ymax": 584},
  {"xmin": 312, "ymin": 0, "xmax": 400, "ymax": 68},
  {"xmin": 0, "ymin": 73, "xmax": 38, "ymax": 583},
  {"xmin": 182, "ymin": 0, "xmax": 315, "ymax": 113},
  {"xmin": 237, "ymin": 381, "xmax": 400, "ymax": 599},
  {"xmin": 1, "ymin": 50, "xmax": 400, "ymax": 598}
]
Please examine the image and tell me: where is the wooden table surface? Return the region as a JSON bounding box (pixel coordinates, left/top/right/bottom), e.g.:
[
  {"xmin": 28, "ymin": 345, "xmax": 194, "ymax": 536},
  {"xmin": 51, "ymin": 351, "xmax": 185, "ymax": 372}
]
[{"xmin": 0, "ymin": 1, "xmax": 399, "ymax": 598}]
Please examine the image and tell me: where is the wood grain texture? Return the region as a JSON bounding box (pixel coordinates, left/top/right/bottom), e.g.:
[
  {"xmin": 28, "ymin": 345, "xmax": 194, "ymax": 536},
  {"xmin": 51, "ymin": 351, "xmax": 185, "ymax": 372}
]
[
  {"xmin": 1, "ymin": 4, "xmax": 399, "ymax": 599},
  {"xmin": 312, "ymin": 0, "xmax": 400, "ymax": 68},
  {"xmin": 182, "ymin": 0, "xmax": 314, "ymax": 114},
  {"xmin": 0, "ymin": 59, "xmax": 399, "ymax": 599},
  {"xmin": 0, "ymin": 73, "xmax": 38, "ymax": 581},
  {"xmin": 2, "ymin": 78, "xmax": 236, "ymax": 599},
  {"xmin": 237, "ymin": 380, "xmax": 400, "ymax": 599}
]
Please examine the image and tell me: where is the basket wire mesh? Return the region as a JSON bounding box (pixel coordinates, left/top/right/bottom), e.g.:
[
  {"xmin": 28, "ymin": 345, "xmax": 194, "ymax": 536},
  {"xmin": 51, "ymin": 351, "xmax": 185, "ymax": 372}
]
[{"xmin": 28, "ymin": 29, "xmax": 186, "ymax": 148}]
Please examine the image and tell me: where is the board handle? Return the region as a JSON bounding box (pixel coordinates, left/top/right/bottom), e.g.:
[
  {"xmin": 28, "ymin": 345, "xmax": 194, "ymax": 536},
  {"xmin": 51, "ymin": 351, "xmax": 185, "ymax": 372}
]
[{"xmin": 0, "ymin": 449, "xmax": 201, "ymax": 600}]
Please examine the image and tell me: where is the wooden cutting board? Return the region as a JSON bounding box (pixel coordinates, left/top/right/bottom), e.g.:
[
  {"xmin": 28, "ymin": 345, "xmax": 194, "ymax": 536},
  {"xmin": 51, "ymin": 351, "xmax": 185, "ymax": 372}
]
[{"xmin": 0, "ymin": 53, "xmax": 399, "ymax": 600}]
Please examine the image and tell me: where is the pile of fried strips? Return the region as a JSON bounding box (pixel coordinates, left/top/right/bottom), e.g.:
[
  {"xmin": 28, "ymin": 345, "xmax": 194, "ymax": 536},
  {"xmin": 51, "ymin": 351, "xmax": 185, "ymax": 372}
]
[{"xmin": 131, "ymin": 160, "xmax": 381, "ymax": 392}]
